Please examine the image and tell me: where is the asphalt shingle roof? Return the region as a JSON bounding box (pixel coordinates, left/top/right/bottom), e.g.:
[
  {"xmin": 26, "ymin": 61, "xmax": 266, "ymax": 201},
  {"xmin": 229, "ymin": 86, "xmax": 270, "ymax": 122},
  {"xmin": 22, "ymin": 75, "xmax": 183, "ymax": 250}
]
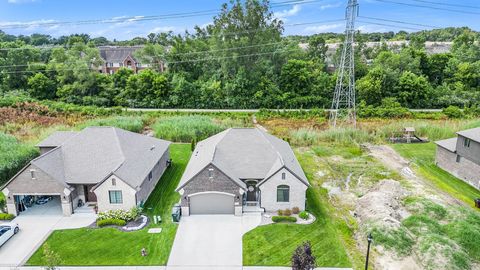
[
  {"xmin": 31, "ymin": 127, "xmax": 170, "ymax": 188},
  {"xmin": 36, "ymin": 131, "xmax": 78, "ymax": 147},
  {"xmin": 435, "ymin": 137, "xmax": 457, "ymax": 153},
  {"xmin": 99, "ymin": 46, "xmax": 141, "ymax": 63},
  {"xmin": 176, "ymin": 128, "xmax": 309, "ymax": 191},
  {"xmin": 457, "ymin": 127, "xmax": 480, "ymax": 143}
]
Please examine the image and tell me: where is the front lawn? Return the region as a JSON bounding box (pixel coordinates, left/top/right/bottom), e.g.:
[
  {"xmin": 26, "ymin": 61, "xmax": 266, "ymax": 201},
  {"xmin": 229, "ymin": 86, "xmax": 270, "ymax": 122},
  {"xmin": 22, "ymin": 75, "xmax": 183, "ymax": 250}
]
[
  {"xmin": 243, "ymin": 147, "xmax": 360, "ymax": 268},
  {"xmin": 392, "ymin": 143, "xmax": 480, "ymax": 208},
  {"xmin": 27, "ymin": 143, "xmax": 191, "ymax": 266}
]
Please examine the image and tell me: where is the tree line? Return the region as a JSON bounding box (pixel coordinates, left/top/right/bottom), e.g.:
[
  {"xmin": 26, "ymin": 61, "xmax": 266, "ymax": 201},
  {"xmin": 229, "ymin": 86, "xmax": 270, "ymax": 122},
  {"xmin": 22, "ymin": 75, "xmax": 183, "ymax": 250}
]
[{"xmin": 0, "ymin": 0, "xmax": 479, "ymax": 109}]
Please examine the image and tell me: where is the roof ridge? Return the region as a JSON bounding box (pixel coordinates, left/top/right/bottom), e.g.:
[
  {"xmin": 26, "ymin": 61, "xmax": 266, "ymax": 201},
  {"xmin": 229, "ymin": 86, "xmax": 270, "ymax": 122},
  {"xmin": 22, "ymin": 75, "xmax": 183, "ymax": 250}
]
[
  {"xmin": 255, "ymin": 128, "xmax": 284, "ymax": 166},
  {"xmin": 111, "ymin": 127, "xmax": 127, "ymax": 167},
  {"xmin": 211, "ymin": 128, "xmax": 231, "ymax": 163}
]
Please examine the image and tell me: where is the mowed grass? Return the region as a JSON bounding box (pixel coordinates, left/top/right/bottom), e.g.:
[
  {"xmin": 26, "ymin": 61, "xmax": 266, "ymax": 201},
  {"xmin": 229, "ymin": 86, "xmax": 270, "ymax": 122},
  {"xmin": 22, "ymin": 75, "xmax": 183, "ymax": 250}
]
[
  {"xmin": 243, "ymin": 148, "xmax": 360, "ymax": 268},
  {"xmin": 27, "ymin": 144, "xmax": 191, "ymax": 266},
  {"xmin": 392, "ymin": 143, "xmax": 480, "ymax": 209}
]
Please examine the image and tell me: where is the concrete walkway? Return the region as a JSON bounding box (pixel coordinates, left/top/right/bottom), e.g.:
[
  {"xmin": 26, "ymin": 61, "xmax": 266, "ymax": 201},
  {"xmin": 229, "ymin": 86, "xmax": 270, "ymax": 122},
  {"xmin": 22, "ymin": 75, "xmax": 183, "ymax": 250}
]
[
  {"xmin": 0, "ymin": 199, "xmax": 96, "ymax": 268},
  {"xmin": 167, "ymin": 214, "xmax": 262, "ymax": 269}
]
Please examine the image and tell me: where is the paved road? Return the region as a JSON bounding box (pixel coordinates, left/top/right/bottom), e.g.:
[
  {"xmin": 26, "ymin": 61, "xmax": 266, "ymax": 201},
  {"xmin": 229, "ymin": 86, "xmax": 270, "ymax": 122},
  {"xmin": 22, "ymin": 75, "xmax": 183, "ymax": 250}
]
[
  {"xmin": 167, "ymin": 214, "xmax": 262, "ymax": 269},
  {"xmin": 0, "ymin": 198, "xmax": 96, "ymax": 268},
  {"xmin": 126, "ymin": 108, "xmax": 443, "ymax": 113}
]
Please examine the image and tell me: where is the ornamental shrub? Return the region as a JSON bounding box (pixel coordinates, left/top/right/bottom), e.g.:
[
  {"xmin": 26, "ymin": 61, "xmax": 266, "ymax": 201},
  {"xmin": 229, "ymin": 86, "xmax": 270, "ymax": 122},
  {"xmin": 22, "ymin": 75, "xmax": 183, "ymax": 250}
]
[
  {"xmin": 299, "ymin": 211, "xmax": 309, "ymax": 220},
  {"xmin": 292, "ymin": 207, "xmax": 300, "ymax": 214},
  {"xmin": 96, "ymin": 218, "xmax": 127, "ymax": 227},
  {"xmin": 443, "ymin": 105, "xmax": 463, "ymax": 119},
  {"xmin": 0, "ymin": 213, "xmax": 15, "ymax": 220},
  {"xmin": 277, "ymin": 209, "xmax": 284, "ymax": 216},
  {"xmin": 97, "ymin": 208, "xmax": 140, "ymax": 222},
  {"xmin": 272, "ymin": 216, "xmax": 297, "ymax": 223},
  {"xmin": 283, "ymin": 208, "xmax": 292, "ymax": 216}
]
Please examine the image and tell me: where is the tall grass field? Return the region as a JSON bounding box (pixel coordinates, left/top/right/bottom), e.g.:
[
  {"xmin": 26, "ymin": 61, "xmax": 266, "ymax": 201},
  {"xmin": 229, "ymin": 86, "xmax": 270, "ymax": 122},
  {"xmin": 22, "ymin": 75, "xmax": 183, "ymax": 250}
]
[{"xmin": 0, "ymin": 132, "xmax": 38, "ymax": 186}]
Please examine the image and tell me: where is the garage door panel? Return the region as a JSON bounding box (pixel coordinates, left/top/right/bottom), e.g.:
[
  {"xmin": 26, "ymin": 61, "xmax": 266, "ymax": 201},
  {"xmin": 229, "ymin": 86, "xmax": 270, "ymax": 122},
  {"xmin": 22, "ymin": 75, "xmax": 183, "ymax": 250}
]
[{"xmin": 190, "ymin": 193, "xmax": 234, "ymax": 215}]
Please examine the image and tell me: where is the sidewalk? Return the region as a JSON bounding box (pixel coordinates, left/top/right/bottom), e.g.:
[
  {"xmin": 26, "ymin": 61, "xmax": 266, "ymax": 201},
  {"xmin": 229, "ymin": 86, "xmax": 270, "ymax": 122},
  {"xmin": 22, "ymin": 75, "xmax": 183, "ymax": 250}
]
[{"xmin": 1, "ymin": 267, "xmax": 352, "ymax": 270}]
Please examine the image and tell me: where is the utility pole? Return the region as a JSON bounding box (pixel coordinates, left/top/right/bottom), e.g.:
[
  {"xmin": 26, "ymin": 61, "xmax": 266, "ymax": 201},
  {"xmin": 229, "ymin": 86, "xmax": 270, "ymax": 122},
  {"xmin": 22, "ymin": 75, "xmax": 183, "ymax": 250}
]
[
  {"xmin": 329, "ymin": 0, "xmax": 358, "ymax": 128},
  {"xmin": 365, "ymin": 233, "xmax": 373, "ymax": 270}
]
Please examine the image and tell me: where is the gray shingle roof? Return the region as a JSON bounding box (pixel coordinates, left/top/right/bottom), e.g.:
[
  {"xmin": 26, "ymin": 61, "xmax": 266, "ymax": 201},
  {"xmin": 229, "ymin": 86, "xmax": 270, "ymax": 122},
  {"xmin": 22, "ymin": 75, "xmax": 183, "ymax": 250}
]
[
  {"xmin": 36, "ymin": 131, "xmax": 78, "ymax": 147},
  {"xmin": 435, "ymin": 137, "xmax": 457, "ymax": 153},
  {"xmin": 457, "ymin": 127, "xmax": 480, "ymax": 143},
  {"xmin": 99, "ymin": 46, "xmax": 142, "ymax": 63},
  {"xmin": 176, "ymin": 128, "xmax": 309, "ymax": 191},
  {"xmin": 31, "ymin": 127, "xmax": 170, "ymax": 188}
]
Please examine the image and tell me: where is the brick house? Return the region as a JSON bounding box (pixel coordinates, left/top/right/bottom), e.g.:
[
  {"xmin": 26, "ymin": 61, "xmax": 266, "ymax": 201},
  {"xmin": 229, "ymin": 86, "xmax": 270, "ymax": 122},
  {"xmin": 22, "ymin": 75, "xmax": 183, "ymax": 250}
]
[
  {"xmin": 435, "ymin": 127, "xmax": 480, "ymax": 190},
  {"xmin": 96, "ymin": 46, "xmax": 155, "ymax": 74}
]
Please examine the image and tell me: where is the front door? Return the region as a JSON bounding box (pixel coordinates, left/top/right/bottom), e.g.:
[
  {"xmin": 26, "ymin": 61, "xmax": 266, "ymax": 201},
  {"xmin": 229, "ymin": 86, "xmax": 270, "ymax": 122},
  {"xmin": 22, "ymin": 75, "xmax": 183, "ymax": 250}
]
[
  {"xmin": 84, "ymin": 185, "xmax": 97, "ymax": 202},
  {"xmin": 246, "ymin": 181, "xmax": 257, "ymax": 202}
]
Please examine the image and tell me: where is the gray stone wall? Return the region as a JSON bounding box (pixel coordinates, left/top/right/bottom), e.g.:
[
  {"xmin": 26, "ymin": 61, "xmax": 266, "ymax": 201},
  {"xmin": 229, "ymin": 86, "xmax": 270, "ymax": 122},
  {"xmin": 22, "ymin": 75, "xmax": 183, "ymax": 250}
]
[
  {"xmin": 136, "ymin": 149, "xmax": 170, "ymax": 205},
  {"xmin": 180, "ymin": 164, "xmax": 242, "ymax": 207},
  {"xmin": 436, "ymin": 146, "xmax": 480, "ymax": 189},
  {"xmin": 456, "ymin": 135, "xmax": 480, "ymax": 165}
]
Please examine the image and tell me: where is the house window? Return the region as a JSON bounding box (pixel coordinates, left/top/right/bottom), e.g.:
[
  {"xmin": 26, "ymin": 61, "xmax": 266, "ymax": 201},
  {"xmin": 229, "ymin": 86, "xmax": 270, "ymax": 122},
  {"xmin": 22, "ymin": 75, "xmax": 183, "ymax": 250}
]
[
  {"xmin": 208, "ymin": 168, "xmax": 214, "ymax": 178},
  {"xmin": 108, "ymin": 63, "xmax": 113, "ymax": 67},
  {"xmin": 277, "ymin": 185, "xmax": 290, "ymax": 202},
  {"xmin": 282, "ymin": 172, "xmax": 286, "ymax": 180},
  {"xmin": 112, "ymin": 178, "xmax": 116, "ymax": 186},
  {"xmin": 456, "ymin": 155, "xmax": 461, "ymax": 163},
  {"xmin": 109, "ymin": 191, "xmax": 123, "ymax": 204},
  {"xmin": 30, "ymin": 169, "xmax": 36, "ymax": 180},
  {"xmin": 464, "ymin": 138, "xmax": 471, "ymax": 148},
  {"xmin": 148, "ymin": 171, "xmax": 153, "ymax": 181}
]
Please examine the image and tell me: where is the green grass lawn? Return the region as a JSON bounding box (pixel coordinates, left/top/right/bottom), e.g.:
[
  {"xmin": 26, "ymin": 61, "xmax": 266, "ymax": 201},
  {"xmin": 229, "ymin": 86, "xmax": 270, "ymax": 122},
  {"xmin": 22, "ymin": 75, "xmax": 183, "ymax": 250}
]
[
  {"xmin": 392, "ymin": 143, "xmax": 480, "ymax": 209},
  {"xmin": 27, "ymin": 143, "xmax": 191, "ymax": 266},
  {"xmin": 243, "ymin": 147, "xmax": 361, "ymax": 268}
]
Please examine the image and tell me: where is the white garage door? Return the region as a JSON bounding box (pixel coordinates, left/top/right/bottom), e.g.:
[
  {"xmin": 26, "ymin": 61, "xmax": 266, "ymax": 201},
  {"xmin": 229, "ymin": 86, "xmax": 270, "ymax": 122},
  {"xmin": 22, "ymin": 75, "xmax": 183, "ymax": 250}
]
[{"xmin": 189, "ymin": 192, "xmax": 235, "ymax": 215}]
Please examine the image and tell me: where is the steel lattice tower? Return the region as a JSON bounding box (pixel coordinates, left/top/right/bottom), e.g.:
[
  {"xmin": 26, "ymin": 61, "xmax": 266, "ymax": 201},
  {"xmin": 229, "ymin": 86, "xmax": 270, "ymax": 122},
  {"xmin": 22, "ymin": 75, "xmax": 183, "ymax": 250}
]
[{"xmin": 329, "ymin": 0, "xmax": 359, "ymax": 128}]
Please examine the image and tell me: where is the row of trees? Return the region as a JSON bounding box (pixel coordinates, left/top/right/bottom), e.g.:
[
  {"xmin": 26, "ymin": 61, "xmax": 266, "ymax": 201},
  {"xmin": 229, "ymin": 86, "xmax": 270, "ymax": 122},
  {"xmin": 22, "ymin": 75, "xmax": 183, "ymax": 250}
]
[{"xmin": 1, "ymin": 0, "xmax": 480, "ymax": 109}]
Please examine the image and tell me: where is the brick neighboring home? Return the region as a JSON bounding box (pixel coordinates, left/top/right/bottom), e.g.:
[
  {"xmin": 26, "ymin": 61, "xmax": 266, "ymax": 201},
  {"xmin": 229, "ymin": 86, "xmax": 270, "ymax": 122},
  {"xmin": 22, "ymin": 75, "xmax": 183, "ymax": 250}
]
[
  {"xmin": 176, "ymin": 128, "xmax": 310, "ymax": 216},
  {"xmin": 435, "ymin": 127, "xmax": 480, "ymax": 190},
  {"xmin": 97, "ymin": 46, "xmax": 154, "ymax": 74},
  {"xmin": 2, "ymin": 127, "xmax": 171, "ymax": 216}
]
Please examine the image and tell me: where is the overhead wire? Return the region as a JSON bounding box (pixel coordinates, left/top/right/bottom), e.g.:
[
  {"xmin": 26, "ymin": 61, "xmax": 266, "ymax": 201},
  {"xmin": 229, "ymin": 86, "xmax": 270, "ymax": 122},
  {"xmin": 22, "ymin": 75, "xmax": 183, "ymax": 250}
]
[{"xmin": 371, "ymin": 0, "xmax": 480, "ymax": 15}]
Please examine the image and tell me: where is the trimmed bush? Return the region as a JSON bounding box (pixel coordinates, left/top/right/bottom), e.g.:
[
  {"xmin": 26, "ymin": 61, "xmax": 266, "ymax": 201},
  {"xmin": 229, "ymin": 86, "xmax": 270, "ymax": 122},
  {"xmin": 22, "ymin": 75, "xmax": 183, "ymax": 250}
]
[
  {"xmin": 292, "ymin": 207, "xmax": 300, "ymax": 214},
  {"xmin": 96, "ymin": 218, "xmax": 127, "ymax": 227},
  {"xmin": 299, "ymin": 211, "xmax": 309, "ymax": 220},
  {"xmin": 97, "ymin": 208, "xmax": 140, "ymax": 222},
  {"xmin": 0, "ymin": 213, "xmax": 15, "ymax": 220},
  {"xmin": 272, "ymin": 216, "xmax": 297, "ymax": 223},
  {"xmin": 277, "ymin": 209, "xmax": 284, "ymax": 216},
  {"xmin": 283, "ymin": 208, "xmax": 292, "ymax": 216}
]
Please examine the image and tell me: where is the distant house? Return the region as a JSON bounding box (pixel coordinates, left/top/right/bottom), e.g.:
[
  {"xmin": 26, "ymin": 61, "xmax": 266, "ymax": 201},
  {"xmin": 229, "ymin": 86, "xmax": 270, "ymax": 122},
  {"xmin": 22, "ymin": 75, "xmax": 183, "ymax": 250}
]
[
  {"xmin": 176, "ymin": 128, "xmax": 310, "ymax": 216},
  {"xmin": 2, "ymin": 127, "xmax": 171, "ymax": 216},
  {"xmin": 435, "ymin": 127, "xmax": 480, "ymax": 190},
  {"xmin": 97, "ymin": 46, "xmax": 153, "ymax": 74}
]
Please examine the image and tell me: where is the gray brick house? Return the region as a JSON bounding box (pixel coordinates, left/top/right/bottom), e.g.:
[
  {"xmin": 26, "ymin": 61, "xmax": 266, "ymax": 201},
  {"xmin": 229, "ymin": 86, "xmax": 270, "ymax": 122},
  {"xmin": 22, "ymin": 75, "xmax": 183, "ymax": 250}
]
[
  {"xmin": 176, "ymin": 128, "xmax": 310, "ymax": 216},
  {"xmin": 435, "ymin": 127, "xmax": 480, "ymax": 190},
  {"xmin": 2, "ymin": 127, "xmax": 171, "ymax": 216}
]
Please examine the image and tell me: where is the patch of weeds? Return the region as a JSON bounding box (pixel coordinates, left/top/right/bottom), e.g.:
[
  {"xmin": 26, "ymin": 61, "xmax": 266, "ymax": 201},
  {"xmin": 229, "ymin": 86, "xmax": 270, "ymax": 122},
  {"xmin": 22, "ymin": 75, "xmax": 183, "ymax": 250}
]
[
  {"xmin": 417, "ymin": 234, "xmax": 471, "ymax": 270},
  {"xmin": 404, "ymin": 198, "xmax": 447, "ymax": 220},
  {"xmin": 445, "ymin": 211, "xmax": 480, "ymax": 261},
  {"xmin": 371, "ymin": 226, "xmax": 415, "ymax": 256},
  {"xmin": 402, "ymin": 215, "xmax": 444, "ymax": 235}
]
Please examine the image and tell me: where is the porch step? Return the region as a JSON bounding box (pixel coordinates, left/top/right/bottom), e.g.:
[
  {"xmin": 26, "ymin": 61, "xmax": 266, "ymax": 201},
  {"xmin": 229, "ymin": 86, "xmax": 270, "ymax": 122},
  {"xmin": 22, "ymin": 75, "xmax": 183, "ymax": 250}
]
[
  {"xmin": 243, "ymin": 206, "xmax": 264, "ymax": 213},
  {"xmin": 75, "ymin": 207, "xmax": 95, "ymax": 214}
]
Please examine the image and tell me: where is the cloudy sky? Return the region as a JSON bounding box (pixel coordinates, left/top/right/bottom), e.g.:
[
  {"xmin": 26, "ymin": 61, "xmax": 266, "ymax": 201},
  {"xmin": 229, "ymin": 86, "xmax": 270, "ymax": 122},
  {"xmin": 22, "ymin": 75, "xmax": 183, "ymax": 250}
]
[{"xmin": 0, "ymin": 0, "xmax": 479, "ymax": 40}]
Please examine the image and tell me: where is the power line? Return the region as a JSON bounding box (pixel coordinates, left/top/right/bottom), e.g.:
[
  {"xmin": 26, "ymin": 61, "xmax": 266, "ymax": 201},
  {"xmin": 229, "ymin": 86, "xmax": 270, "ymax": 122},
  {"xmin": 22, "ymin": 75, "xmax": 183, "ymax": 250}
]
[
  {"xmin": 371, "ymin": 0, "xmax": 480, "ymax": 15},
  {"xmin": 0, "ymin": 0, "xmax": 327, "ymax": 30},
  {"xmin": 359, "ymin": 16, "xmax": 440, "ymax": 29},
  {"xmin": 357, "ymin": 21, "xmax": 427, "ymax": 31},
  {"xmin": 0, "ymin": 47, "xmax": 300, "ymax": 74},
  {"xmin": 410, "ymin": 0, "xmax": 480, "ymax": 10},
  {"xmin": 0, "ymin": 19, "xmax": 346, "ymax": 52}
]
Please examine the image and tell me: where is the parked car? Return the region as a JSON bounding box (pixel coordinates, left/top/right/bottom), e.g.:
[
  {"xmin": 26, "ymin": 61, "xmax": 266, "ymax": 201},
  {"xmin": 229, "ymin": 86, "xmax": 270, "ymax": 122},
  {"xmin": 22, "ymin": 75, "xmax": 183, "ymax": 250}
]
[
  {"xmin": 0, "ymin": 223, "xmax": 19, "ymax": 247},
  {"xmin": 35, "ymin": 196, "xmax": 52, "ymax": 205}
]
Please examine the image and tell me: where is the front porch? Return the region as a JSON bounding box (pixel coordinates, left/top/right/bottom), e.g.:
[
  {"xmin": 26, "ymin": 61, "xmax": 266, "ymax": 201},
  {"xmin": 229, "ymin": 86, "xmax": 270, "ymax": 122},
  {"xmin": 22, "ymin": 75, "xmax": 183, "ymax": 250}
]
[
  {"xmin": 71, "ymin": 184, "xmax": 98, "ymax": 214},
  {"xmin": 242, "ymin": 180, "xmax": 264, "ymax": 213}
]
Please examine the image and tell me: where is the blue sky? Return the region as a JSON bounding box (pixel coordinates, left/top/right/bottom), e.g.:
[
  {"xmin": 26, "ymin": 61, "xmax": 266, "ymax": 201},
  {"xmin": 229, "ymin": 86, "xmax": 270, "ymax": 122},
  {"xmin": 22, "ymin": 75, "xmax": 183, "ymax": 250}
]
[{"xmin": 0, "ymin": 0, "xmax": 479, "ymax": 40}]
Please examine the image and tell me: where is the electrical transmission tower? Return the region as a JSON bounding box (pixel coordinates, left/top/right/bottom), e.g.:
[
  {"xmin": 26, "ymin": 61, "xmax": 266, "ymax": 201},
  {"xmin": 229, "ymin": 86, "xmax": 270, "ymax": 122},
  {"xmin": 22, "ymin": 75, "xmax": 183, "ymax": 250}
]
[{"xmin": 330, "ymin": 0, "xmax": 359, "ymax": 128}]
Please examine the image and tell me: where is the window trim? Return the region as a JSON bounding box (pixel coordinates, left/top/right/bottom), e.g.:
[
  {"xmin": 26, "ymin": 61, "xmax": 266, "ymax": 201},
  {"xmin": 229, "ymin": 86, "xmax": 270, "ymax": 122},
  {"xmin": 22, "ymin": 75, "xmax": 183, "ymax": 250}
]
[
  {"xmin": 148, "ymin": 171, "xmax": 153, "ymax": 181},
  {"xmin": 276, "ymin": 185, "xmax": 290, "ymax": 202},
  {"xmin": 109, "ymin": 190, "xmax": 123, "ymax": 204},
  {"xmin": 464, "ymin": 138, "xmax": 471, "ymax": 148}
]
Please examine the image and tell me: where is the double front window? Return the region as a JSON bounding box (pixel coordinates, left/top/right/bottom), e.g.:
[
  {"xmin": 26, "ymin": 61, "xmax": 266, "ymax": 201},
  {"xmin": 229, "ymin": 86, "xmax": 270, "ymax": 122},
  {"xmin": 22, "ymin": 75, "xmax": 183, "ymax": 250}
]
[
  {"xmin": 109, "ymin": 190, "xmax": 123, "ymax": 204},
  {"xmin": 277, "ymin": 185, "xmax": 290, "ymax": 202}
]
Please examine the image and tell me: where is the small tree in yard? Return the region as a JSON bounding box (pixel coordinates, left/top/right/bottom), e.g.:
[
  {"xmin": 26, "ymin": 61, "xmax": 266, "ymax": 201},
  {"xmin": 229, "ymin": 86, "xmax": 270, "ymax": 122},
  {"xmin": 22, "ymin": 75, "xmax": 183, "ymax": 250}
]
[
  {"xmin": 43, "ymin": 244, "xmax": 61, "ymax": 270},
  {"xmin": 292, "ymin": 241, "xmax": 316, "ymax": 270}
]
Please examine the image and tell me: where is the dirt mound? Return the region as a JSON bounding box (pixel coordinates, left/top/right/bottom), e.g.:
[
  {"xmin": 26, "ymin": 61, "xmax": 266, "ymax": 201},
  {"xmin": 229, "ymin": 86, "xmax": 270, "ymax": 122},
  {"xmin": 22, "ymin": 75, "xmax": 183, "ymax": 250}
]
[{"xmin": 356, "ymin": 179, "xmax": 409, "ymax": 228}]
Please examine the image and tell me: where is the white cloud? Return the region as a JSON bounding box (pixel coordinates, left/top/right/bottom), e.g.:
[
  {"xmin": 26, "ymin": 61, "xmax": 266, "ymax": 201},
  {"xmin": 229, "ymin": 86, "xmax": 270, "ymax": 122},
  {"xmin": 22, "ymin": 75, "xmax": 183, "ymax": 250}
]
[
  {"xmin": 319, "ymin": 2, "xmax": 342, "ymax": 10},
  {"xmin": 0, "ymin": 19, "xmax": 56, "ymax": 30},
  {"xmin": 303, "ymin": 23, "xmax": 344, "ymax": 34},
  {"xmin": 357, "ymin": 24, "xmax": 388, "ymax": 33},
  {"xmin": 274, "ymin": 4, "xmax": 301, "ymax": 21},
  {"xmin": 150, "ymin": 26, "xmax": 176, "ymax": 33}
]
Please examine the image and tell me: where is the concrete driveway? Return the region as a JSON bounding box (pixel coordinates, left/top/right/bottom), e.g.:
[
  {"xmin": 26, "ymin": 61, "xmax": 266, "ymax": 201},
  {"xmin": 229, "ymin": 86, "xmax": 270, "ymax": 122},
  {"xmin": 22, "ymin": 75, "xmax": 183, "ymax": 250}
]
[
  {"xmin": 0, "ymin": 199, "xmax": 95, "ymax": 267},
  {"xmin": 167, "ymin": 213, "xmax": 261, "ymax": 269}
]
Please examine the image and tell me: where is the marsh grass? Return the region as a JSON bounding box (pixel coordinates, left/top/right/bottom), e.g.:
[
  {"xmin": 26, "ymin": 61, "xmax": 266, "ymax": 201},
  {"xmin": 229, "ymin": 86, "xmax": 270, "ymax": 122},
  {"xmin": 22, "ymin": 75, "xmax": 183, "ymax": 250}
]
[
  {"xmin": 0, "ymin": 132, "xmax": 38, "ymax": 186},
  {"xmin": 78, "ymin": 116, "xmax": 145, "ymax": 133}
]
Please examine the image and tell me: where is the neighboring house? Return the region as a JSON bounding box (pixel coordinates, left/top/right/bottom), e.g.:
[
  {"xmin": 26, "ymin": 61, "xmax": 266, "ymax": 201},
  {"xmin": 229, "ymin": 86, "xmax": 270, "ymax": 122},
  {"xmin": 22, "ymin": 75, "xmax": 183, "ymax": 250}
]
[
  {"xmin": 97, "ymin": 46, "xmax": 154, "ymax": 74},
  {"xmin": 1, "ymin": 127, "xmax": 171, "ymax": 216},
  {"xmin": 435, "ymin": 127, "xmax": 480, "ymax": 190},
  {"xmin": 176, "ymin": 128, "xmax": 310, "ymax": 216}
]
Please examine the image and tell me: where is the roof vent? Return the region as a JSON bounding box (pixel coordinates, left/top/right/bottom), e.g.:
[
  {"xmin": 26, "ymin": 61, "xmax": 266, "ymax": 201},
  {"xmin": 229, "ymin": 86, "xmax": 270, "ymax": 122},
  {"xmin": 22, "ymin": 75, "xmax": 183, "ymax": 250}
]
[{"xmin": 150, "ymin": 145, "xmax": 155, "ymax": 151}]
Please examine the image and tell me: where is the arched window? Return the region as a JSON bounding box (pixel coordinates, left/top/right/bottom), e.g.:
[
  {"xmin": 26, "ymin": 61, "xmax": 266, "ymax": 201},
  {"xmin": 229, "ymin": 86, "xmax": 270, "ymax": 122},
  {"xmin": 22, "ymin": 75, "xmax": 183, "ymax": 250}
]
[{"xmin": 277, "ymin": 185, "xmax": 290, "ymax": 202}]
